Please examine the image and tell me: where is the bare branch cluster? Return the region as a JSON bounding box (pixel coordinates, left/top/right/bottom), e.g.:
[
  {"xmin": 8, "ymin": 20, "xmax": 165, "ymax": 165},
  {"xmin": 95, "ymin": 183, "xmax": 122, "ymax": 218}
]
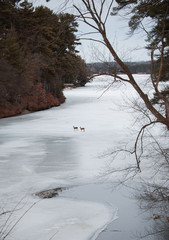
[
  {"xmin": 73, "ymin": 0, "xmax": 169, "ymax": 171},
  {"xmin": 0, "ymin": 199, "xmax": 39, "ymax": 240},
  {"xmin": 74, "ymin": 0, "xmax": 169, "ymax": 128}
]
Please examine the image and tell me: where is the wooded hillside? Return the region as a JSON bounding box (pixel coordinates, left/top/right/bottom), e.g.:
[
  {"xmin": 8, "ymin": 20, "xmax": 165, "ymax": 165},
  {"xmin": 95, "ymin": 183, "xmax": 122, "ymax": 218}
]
[
  {"xmin": 0, "ymin": 0, "xmax": 88, "ymax": 118},
  {"xmin": 87, "ymin": 61, "xmax": 151, "ymax": 74}
]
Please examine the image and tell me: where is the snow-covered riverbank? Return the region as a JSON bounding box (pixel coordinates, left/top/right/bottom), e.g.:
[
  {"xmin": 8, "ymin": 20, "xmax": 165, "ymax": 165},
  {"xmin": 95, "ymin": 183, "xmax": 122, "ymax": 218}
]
[{"xmin": 0, "ymin": 75, "xmax": 153, "ymax": 240}]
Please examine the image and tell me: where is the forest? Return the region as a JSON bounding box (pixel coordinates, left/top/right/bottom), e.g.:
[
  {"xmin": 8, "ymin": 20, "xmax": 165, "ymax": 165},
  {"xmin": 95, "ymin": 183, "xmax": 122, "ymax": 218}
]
[
  {"xmin": 88, "ymin": 61, "xmax": 151, "ymax": 74},
  {"xmin": 0, "ymin": 1, "xmax": 169, "ymax": 239},
  {"xmin": 0, "ymin": 0, "xmax": 88, "ymax": 118}
]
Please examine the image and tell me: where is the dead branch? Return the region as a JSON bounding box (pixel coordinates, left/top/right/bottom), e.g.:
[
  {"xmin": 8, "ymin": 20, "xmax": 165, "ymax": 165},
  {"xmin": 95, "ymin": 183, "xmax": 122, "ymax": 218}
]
[
  {"xmin": 74, "ymin": 0, "xmax": 169, "ymax": 128},
  {"xmin": 97, "ymin": 81, "xmax": 114, "ymax": 99},
  {"xmin": 132, "ymin": 102, "xmax": 152, "ymax": 123},
  {"xmin": 0, "ymin": 211, "xmax": 12, "ymax": 217},
  {"xmin": 79, "ymin": 37, "xmax": 106, "ymax": 45},
  {"xmin": 133, "ymin": 121, "xmax": 158, "ymax": 170},
  {"xmin": 106, "ymin": 121, "xmax": 158, "ymax": 172},
  {"xmin": 0, "ymin": 199, "xmax": 40, "ymax": 240},
  {"xmin": 89, "ymin": 72, "xmax": 130, "ymax": 83}
]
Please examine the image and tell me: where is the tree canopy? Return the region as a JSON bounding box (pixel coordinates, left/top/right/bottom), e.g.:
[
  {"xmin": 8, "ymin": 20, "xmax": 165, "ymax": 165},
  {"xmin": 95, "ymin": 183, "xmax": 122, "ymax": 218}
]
[
  {"xmin": 112, "ymin": 0, "xmax": 169, "ymax": 101},
  {"xmin": 0, "ymin": 0, "xmax": 88, "ymax": 117}
]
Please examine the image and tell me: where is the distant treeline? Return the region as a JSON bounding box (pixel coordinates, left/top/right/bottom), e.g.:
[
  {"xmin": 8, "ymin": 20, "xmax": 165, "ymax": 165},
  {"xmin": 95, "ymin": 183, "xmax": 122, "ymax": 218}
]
[
  {"xmin": 0, "ymin": 0, "xmax": 88, "ymax": 118},
  {"xmin": 87, "ymin": 61, "xmax": 151, "ymax": 74}
]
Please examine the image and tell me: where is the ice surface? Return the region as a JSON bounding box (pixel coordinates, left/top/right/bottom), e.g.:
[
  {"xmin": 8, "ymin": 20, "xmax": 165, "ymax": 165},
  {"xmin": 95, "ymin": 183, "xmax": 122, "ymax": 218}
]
[
  {"xmin": 12, "ymin": 198, "xmax": 117, "ymax": 240},
  {"xmin": 0, "ymin": 74, "xmax": 152, "ymax": 240}
]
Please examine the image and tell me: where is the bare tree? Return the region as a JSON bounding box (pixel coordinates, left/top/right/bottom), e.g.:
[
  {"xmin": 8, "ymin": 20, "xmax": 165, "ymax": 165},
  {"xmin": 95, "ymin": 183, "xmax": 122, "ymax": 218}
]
[{"xmin": 73, "ymin": 0, "xmax": 169, "ymax": 171}]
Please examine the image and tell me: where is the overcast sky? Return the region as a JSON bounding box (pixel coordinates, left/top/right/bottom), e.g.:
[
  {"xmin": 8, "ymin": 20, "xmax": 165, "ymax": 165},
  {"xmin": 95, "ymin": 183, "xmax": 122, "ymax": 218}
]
[{"xmin": 30, "ymin": 0, "xmax": 150, "ymax": 63}]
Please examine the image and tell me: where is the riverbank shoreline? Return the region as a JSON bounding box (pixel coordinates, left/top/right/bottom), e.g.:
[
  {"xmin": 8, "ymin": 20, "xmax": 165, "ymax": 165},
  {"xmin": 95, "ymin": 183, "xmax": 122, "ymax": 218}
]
[
  {"xmin": 0, "ymin": 75, "xmax": 155, "ymax": 240},
  {"xmin": 0, "ymin": 91, "xmax": 66, "ymax": 119}
]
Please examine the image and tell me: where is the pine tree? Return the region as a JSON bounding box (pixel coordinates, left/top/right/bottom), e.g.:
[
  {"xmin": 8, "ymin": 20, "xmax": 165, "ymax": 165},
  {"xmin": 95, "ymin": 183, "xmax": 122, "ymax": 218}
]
[
  {"xmin": 0, "ymin": 0, "xmax": 87, "ymax": 117},
  {"xmin": 112, "ymin": 0, "xmax": 169, "ymax": 104}
]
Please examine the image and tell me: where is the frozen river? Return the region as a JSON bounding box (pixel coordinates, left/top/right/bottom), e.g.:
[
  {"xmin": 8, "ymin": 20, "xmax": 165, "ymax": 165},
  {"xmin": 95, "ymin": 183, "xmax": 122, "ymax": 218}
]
[{"xmin": 0, "ymin": 75, "xmax": 152, "ymax": 240}]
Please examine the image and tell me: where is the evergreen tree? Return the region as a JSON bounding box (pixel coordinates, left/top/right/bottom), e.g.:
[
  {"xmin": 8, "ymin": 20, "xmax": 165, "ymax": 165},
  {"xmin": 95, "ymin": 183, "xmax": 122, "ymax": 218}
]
[
  {"xmin": 0, "ymin": 0, "xmax": 21, "ymax": 34},
  {"xmin": 0, "ymin": 0, "xmax": 88, "ymax": 117},
  {"xmin": 112, "ymin": 0, "xmax": 169, "ymax": 103},
  {"xmin": 2, "ymin": 29, "xmax": 23, "ymax": 70}
]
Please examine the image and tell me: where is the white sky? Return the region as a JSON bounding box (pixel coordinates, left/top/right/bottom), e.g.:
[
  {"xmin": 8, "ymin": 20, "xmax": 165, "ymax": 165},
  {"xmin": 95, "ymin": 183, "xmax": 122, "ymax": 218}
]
[{"xmin": 30, "ymin": 0, "xmax": 150, "ymax": 63}]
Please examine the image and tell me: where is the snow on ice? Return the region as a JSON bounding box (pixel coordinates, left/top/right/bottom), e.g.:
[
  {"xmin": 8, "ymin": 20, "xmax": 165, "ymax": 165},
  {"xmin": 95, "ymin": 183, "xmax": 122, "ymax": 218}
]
[{"xmin": 0, "ymin": 74, "xmax": 152, "ymax": 240}]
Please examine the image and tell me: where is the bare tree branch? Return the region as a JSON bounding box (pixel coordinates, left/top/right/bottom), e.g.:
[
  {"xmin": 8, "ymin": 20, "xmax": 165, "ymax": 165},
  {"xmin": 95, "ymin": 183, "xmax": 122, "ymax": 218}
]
[
  {"xmin": 0, "ymin": 199, "xmax": 40, "ymax": 240},
  {"xmin": 74, "ymin": 0, "xmax": 169, "ymax": 128},
  {"xmin": 133, "ymin": 121, "xmax": 158, "ymax": 170},
  {"xmin": 104, "ymin": 0, "xmax": 114, "ymax": 25},
  {"xmin": 79, "ymin": 37, "xmax": 106, "ymax": 45}
]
